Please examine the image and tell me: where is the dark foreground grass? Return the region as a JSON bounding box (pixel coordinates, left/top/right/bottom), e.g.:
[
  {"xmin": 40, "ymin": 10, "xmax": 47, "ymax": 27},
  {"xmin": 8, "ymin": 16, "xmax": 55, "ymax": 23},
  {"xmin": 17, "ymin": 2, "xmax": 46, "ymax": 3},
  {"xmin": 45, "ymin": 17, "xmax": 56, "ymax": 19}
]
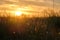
[{"xmin": 0, "ymin": 16, "xmax": 60, "ymax": 40}]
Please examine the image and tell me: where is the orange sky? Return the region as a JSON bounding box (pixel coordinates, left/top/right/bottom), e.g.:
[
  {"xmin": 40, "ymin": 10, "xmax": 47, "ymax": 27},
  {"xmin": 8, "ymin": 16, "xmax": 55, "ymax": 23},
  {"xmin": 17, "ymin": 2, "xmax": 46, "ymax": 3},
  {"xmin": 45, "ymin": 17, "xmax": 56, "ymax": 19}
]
[{"xmin": 0, "ymin": 0, "xmax": 60, "ymax": 17}]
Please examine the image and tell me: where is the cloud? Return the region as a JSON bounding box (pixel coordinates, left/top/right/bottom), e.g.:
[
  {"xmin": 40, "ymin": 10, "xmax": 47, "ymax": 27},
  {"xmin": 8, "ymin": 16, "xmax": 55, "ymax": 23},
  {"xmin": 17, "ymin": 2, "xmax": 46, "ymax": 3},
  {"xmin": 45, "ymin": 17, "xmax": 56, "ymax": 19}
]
[
  {"xmin": 24, "ymin": 0, "xmax": 45, "ymax": 2},
  {"xmin": 0, "ymin": 0, "xmax": 60, "ymax": 12},
  {"xmin": 0, "ymin": 0, "xmax": 60, "ymax": 7},
  {"xmin": 0, "ymin": 0, "xmax": 60, "ymax": 17}
]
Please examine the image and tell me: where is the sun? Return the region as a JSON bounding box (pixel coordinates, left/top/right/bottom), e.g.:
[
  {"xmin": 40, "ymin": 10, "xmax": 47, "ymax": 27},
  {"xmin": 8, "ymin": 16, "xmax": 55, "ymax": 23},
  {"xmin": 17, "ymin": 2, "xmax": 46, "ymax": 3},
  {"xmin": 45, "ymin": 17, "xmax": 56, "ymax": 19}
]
[{"xmin": 15, "ymin": 11, "xmax": 22, "ymax": 16}]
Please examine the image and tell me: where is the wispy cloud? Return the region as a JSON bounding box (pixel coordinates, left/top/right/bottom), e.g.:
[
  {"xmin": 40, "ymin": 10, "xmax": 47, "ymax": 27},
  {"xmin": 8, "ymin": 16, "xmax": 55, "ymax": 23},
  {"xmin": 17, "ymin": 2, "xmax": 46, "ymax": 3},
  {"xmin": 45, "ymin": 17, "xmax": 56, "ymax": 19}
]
[
  {"xmin": 0, "ymin": 0, "xmax": 60, "ymax": 8},
  {"xmin": 0, "ymin": 0, "xmax": 60, "ymax": 16}
]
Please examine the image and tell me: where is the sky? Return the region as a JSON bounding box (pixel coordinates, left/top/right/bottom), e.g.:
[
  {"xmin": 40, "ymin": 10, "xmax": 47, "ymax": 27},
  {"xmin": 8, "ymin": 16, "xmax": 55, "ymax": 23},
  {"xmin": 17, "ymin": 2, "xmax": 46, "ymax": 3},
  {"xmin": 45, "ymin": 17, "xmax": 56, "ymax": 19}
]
[{"xmin": 0, "ymin": 0, "xmax": 60, "ymax": 17}]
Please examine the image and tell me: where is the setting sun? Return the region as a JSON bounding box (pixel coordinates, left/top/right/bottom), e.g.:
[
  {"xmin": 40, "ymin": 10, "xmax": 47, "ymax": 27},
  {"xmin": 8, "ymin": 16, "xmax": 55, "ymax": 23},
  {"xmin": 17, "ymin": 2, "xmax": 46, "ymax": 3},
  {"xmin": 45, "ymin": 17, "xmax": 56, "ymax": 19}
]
[{"xmin": 15, "ymin": 11, "xmax": 22, "ymax": 16}]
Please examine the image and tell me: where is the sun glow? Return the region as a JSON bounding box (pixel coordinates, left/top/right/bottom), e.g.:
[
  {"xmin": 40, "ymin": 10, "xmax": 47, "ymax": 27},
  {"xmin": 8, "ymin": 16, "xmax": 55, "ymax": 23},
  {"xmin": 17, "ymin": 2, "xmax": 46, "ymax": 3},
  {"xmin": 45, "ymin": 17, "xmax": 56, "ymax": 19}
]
[
  {"xmin": 8, "ymin": 6, "xmax": 32, "ymax": 17},
  {"xmin": 15, "ymin": 11, "xmax": 22, "ymax": 16}
]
